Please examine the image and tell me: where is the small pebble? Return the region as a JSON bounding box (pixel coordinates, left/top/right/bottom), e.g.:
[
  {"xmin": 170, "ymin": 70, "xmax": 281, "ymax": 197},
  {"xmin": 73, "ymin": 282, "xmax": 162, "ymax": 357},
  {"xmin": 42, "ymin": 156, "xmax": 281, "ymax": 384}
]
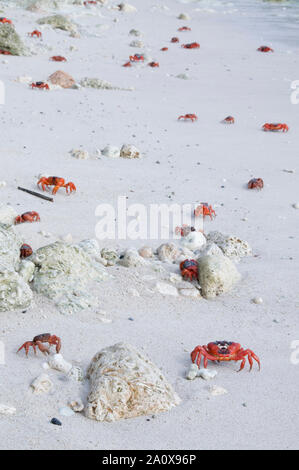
[
  {"xmin": 292, "ymin": 202, "xmax": 299, "ymax": 209},
  {"xmin": 252, "ymin": 297, "xmax": 263, "ymax": 304},
  {"xmin": 50, "ymin": 418, "xmax": 62, "ymax": 426}
]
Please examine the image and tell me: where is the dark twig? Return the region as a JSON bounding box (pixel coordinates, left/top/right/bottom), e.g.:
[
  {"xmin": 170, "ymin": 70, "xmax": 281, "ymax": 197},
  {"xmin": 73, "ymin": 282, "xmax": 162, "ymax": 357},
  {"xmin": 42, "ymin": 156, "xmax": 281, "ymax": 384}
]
[{"xmin": 17, "ymin": 186, "xmax": 54, "ymax": 202}]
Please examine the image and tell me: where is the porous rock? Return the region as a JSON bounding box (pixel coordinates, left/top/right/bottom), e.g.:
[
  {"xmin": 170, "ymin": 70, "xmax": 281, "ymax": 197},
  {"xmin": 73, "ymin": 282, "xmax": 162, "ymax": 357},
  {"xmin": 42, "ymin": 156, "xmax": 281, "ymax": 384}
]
[
  {"xmin": 0, "ymin": 270, "xmax": 33, "ymax": 312},
  {"xmin": 86, "ymin": 342, "xmax": 180, "ymax": 422},
  {"xmin": 31, "ymin": 374, "xmax": 53, "ymax": 394},
  {"xmin": 0, "ymin": 223, "xmax": 22, "ymax": 270},
  {"xmin": 120, "ymin": 144, "xmax": 140, "ymax": 159},
  {"xmin": 0, "ymin": 24, "xmax": 28, "ymax": 56},
  {"xmin": 37, "ymin": 15, "xmax": 78, "ymax": 36},
  {"xmin": 0, "ymin": 204, "xmax": 18, "ymax": 226},
  {"xmin": 206, "ymin": 231, "xmax": 252, "ymax": 262},
  {"xmin": 101, "ymin": 145, "xmax": 120, "ymax": 158},
  {"xmin": 157, "ymin": 243, "xmax": 180, "ymax": 263},
  {"xmin": 181, "ymin": 231, "xmax": 206, "ymax": 251},
  {"xmin": 48, "ymin": 70, "xmax": 76, "ymax": 88},
  {"xmin": 197, "ymin": 254, "xmax": 241, "ymax": 299}
]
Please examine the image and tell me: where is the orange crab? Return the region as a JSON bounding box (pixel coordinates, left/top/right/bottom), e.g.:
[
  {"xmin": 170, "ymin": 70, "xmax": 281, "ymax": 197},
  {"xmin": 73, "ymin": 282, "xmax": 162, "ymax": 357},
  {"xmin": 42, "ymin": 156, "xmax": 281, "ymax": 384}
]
[
  {"xmin": 194, "ymin": 203, "xmax": 216, "ymax": 220},
  {"xmin": 17, "ymin": 333, "xmax": 61, "ymax": 357},
  {"xmin": 178, "ymin": 26, "xmax": 191, "ymax": 32},
  {"xmin": 28, "ymin": 30, "xmax": 42, "ymax": 38},
  {"xmin": 257, "ymin": 46, "xmax": 274, "ymax": 53},
  {"xmin": 171, "ymin": 37, "xmax": 179, "ymax": 43},
  {"xmin": 262, "ymin": 123, "xmax": 289, "ymax": 132},
  {"xmin": 20, "ymin": 244, "xmax": 33, "ymax": 259},
  {"xmin": 191, "ymin": 341, "xmax": 260, "ymax": 372},
  {"xmin": 222, "ymin": 115, "xmax": 235, "ymax": 124},
  {"xmin": 38, "ymin": 176, "xmax": 76, "ymax": 195},
  {"xmin": 180, "ymin": 259, "xmax": 198, "ymax": 282},
  {"xmin": 31, "ymin": 81, "xmax": 49, "ymax": 90},
  {"xmin": 248, "ymin": 178, "xmax": 264, "ymax": 190},
  {"xmin": 15, "ymin": 211, "xmax": 40, "ymax": 224},
  {"xmin": 182, "ymin": 42, "xmax": 200, "ymax": 49},
  {"xmin": 0, "ymin": 17, "xmax": 12, "ymax": 25},
  {"xmin": 50, "ymin": 55, "xmax": 67, "ymax": 62},
  {"xmin": 148, "ymin": 61, "xmax": 159, "ymax": 68},
  {"xmin": 178, "ymin": 114, "xmax": 198, "ymax": 122},
  {"xmin": 129, "ymin": 54, "xmax": 144, "ymax": 62}
]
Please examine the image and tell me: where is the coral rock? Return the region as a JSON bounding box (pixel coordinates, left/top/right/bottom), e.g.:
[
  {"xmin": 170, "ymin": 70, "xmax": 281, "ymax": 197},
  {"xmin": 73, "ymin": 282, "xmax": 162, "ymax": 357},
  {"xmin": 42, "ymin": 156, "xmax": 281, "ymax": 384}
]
[
  {"xmin": 48, "ymin": 70, "xmax": 75, "ymax": 89},
  {"xmin": 197, "ymin": 254, "xmax": 241, "ymax": 299}
]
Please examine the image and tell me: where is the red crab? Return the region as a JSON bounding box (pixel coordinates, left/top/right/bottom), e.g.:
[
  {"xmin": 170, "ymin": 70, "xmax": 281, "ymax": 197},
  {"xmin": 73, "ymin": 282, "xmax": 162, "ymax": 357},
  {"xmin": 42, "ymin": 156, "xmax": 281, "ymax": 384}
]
[
  {"xmin": 222, "ymin": 115, "xmax": 235, "ymax": 124},
  {"xmin": 28, "ymin": 30, "xmax": 42, "ymax": 38},
  {"xmin": 123, "ymin": 61, "xmax": 132, "ymax": 67},
  {"xmin": 171, "ymin": 37, "xmax": 179, "ymax": 43},
  {"xmin": 191, "ymin": 341, "xmax": 260, "ymax": 372},
  {"xmin": 148, "ymin": 61, "xmax": 159, "ymax": 68},
  {"xmin": 0, "ymin": 49, "xmax": 12, "ymax": 55},
  {"xmin": 20, "ymin": 244, "xmax": 33, "ymax": 259},
  {"xmin": 178, "ymin": 26, "xmax": 191, "ymax": 31},
  {"xmin": 0, "ymin": 17, "xmax": 12, "ymax": 25},
  {"xmin": 15, "ymin": 211, "xmax": 40, "ymax": 224},
  {"xmin": 178, "ymin": 114, "xmax": 198, "ymax": 122},
  {"xmin": 38, "ymin": 176, "xmax": 76, "ymax": 194},
  {"xmin": 194, "ymin": 203, "xmax": 216, "ymax": 220},
  {"xmin": 17, "ymin": 333, "xmax": 61, "ymax": 356},
  {"xmin": 180, "ymin": 259, "xmax": 198, "ymax": 282},
  {"xmin": 84, "ymin": 0, "xmax": 97, "ymax": 4},
  {"xmin": 257, "ymin": 46, "xmax": 274, "ymax": 53},
  {"xmin": 161, "ymin": 47, "xmax": 168, "ymax": 51},
  {"xmin": 130, "ymin": 54, "xmax": 144, "ymax": 62},
  {"xmin": 31, "ymin": 81, "xmax": 49, "ymax": 90},
  {"xmin": 50, "ymin": 55, "xmax": 67, "ymax": 62},
  {"xmin": 247, "ymin": 178, "xmax": 264, "ymax": 190},
  {"xmin": 182, "ymin": 42, "xmax": 200, "ymax": 49},
  {"xmin": 262, "ymin": 123, "xmax": 289, "ymax": 132}
]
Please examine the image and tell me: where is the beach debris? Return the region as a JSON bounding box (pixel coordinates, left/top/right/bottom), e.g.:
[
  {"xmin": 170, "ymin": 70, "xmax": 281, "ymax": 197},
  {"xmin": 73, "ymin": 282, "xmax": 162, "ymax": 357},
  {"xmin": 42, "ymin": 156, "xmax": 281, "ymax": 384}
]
[
  {"xmin": 80, "ymin": 77, "xmax": 123, "ymax": 90},
  {"xmin": 37, "ymin": 15, "xmax": 78, "ymax": 36},
  {"xmin": 176, "ymin": 73, "xmax": 189, "ymax": 80},
  {"xmin": 191, "ymin": 341, "xmax": 260, "ymax": 372},
  {"xmin": 68, "ymin": 399, "xmax": 84, "ymax": 413},
  {"xmin": 20, "ymin": 244, "xmax": 33, "ymax": 260},
  {"xmin": 17, "ymin": 333, "xmax": 61, "ymax": 356},
  {"xmin": 50, "ymin": 418, "xmax": 61, "ymax": 426},
  {"xmin": 0, "ymin": 204, "xmax": 18, "ymax": 226},
  {"xmin": 178, "ymin": 13, "xmax": 191, "ymax": 21},
  {"xmin": 182, "ymin": 42, "xmax": 200, "ymax": 49},
  {"xmin": 31, "ymin": 81, "xmax": 49, "ymax": 90},
  {"xmin": 197, "ymin": 254, "xmax": 241, "ymax": 298},
  {"xmin": 70, "ymin": 149, "xmax": 89, "ymax": 160},
  {"xmin": 101, "ymin": 247, "xmax": 119, "ymax": 265},
  {"xmin": 18, "ymin": 186, "xmax": 54, "ymax": 202},
  {"xmin": 157, "ymin": 243, "xmax": 180, "ymax": 262},
  {"xmin": 257, "ymin": 46, "xmax": 274, "ymax": 53},
  {"xmin": 194, "ymin": 203, "xmax": 216, "ymax": 220},
  {"xmin": 31, "ymin": 373, "xmax": 53, "ymax": 394},
  {"xmin": 181, "ymin": 231, "xmax": 206, "ymax": 251},
  {"xmin": 171, "ymin": 37, "xmax": 179, "ymax": 43},
  {"xmin": 31, "ymin": 241, "xmax": 107, "ymax": 315},
  {"xmin": 50, "ymin": 55, "xmax": 67, "ymax": 62},
  {"xmin": 180, "ymin": 259, "xmax": 198, "ymax": 282},
  {"xmin": 247, "ymin": 178, "xmax": 264, "ymax": 190},
  {"xmin": 18, "ymin": 260, "xmax": 35, "ymax": 283},
  {"xmin": 186, "ymin": 363, "xmax": 217, "ymax": 380},
  {"xmin": 117, "ymin": 3, "xmax": 137, "ymax": 13},
  {"xmin": 0, "ymin": 404, "xmax": 16, "ymax": 415},
  {"xmin": 0, "ymin": 181, "xmax": 7, "ymax": 188},
  {"xmin": 0, "ymin": 23, "xmax": 28, "ymax": 56},
  {"xmin": 222, "ymin": 115, "xmax": 235, "ymax": 124},
  {"xmin": 101, "ymin": 145, "xmax": 120, "ymax": 158},
  {"xmin": 129, "ymin": 28, "xmax": 142, "ymax": 36},
  {"xmin": 85, "ymin": 342, "xmax": 181, "ymax": 422},
  {"xmin": 210, "ymin": 385, "xmax": 228, "ymax": 396},
  {"xmin": 28, "ymin": 30, "xmax": 42, "ymax": 38},
  {"xmin": 292, "ymin": 202, "xmax": 299, "ymax": 209},
  {"xmin": 47, "ymin": 353, "xmax": 83, "ymax": 381},
  {"xmin": 130, "ymin": 40, "xmax": 143, "ymax": 48},
  {"xmin": 156, "ymin": 281, "xmax": 178, "ymax": 297},
  {"xmin": 48, "ymin": 70, "xmax": 75, "ymax": 88},
  {"xmin": 206, "ymin": 232, "xmax": 252, "ymax": 262},
  {"xmin": 119, "ymin": 248, "xmax": 146, "ymax": 267},
  {"xmin": 14, "ymin": 211, "xmax": 40, "ymax": 225},
  {"xmin": 120, "ymin": 144, "xmax": 140, "ymax": 159},
  {"xmin": 178, "ymin": 113, "xmax": 197, "ymax": 122},
  {"xmin": 38, "ymin": 176, "xmax": 76, "ymax": 195},
  {"xmin": 262, "ymin": 123, "xmax": 289, "ymax": 132},
  {"xmin": 138, "ymin": 246, "xmax": 153, "ymax": 258},
  {"xmin": 252, "ymin": 297, "xmax": 263, "ymax": 304}
]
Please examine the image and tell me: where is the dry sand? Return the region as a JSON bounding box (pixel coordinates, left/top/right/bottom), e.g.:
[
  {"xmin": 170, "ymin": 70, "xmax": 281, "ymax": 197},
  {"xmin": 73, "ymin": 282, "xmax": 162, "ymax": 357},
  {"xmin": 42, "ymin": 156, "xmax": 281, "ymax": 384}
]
[{"xmin": 0, "ymin": 0, "xmax": 298, "ymax": 450}]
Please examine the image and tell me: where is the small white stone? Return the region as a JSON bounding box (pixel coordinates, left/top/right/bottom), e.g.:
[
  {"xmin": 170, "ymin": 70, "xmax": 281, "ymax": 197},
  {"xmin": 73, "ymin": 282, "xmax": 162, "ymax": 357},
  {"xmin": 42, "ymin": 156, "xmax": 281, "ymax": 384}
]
[
  {"xmin": 252, "ymin": 297, "xmax": 263, "ymax": 304},
  {"xmin": 179, "ymin": 287, "xmax": 200, "ymax": 298},
  {"xmin": 59, "ymin": 406, "xmax": 75, "ymax": 417},
  {"xmin": 31, "ymin": 374, "xmax": 53, "ymax": 395},
  {"xmin": 48, "ymin": 354, "xmax": 72, "ymax": 374},
  {"xmin": 210, "ymin": 385, "xmax": 228, "ymax": 396},
  {"xmin": 181, "ymin": 231, "xmax": 206, "ymax": 251},
  {"xmin": 178, "ymin": 13, "xmax": 191, "ymax": 20},
  {"xmin": 186, "ymin": 363, "xmax": 198, "ymax": 380},
  {"xmin": 0, "ymin": 181, "xmax": 7, "ymax": 188},
  {"xmin": 130, "ymin": 40, "xmax": 144, "ymax": 48},
  {"xmin": 0, "ymin": 404, "xmax": 16, "ymax": 415},
  {"xmin": 198, "ymin": 368, "xmax": 217, "ymax": 380},
  {"xmin": 292, "ymin": 202, "xmax": 299, "ymax": 209},
  {"xmin": 138, "ymin": 246, "xmax": 153, "ymax": 258},
  {"xmin": 120, "ymin": 144, "xmax": 140, "ymax": 159},
  {"xmin": 69, "ymin": 399, "xmax": 84, "ymax": 413},
  {"xmin": 70, "ymin": 149, "xmax": 89, "ymax": 160},
  {"xmin": 156, "ymin": 281, "xmax": 178, "ymax": 296},
  {"xmin": 101, "ymin": 145, "xmax": 120, "ymax": 158}
]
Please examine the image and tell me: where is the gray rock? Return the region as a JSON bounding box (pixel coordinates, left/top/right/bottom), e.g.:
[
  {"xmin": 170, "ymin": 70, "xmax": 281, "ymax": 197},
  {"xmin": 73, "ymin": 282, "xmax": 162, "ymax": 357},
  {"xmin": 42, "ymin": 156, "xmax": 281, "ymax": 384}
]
[{"xmin": 0, "ymin": 24, "xmax": 28, "ymax": 56}]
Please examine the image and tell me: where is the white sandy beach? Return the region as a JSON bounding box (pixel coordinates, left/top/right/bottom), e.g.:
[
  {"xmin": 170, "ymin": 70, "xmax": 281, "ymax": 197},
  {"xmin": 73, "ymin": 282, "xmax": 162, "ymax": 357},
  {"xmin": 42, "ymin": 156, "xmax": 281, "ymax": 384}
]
[{"xmin": 0, "ymin": 0, "xmax": 298, "ymax": 450}]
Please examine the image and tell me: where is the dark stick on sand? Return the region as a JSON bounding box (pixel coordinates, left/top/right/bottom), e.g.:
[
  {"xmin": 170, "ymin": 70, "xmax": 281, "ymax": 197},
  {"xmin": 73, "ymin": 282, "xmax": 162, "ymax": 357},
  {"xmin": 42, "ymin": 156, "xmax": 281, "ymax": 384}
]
[{"xmin": 18, "ymin": 186, "xmax": 54, "ymax": 202}]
